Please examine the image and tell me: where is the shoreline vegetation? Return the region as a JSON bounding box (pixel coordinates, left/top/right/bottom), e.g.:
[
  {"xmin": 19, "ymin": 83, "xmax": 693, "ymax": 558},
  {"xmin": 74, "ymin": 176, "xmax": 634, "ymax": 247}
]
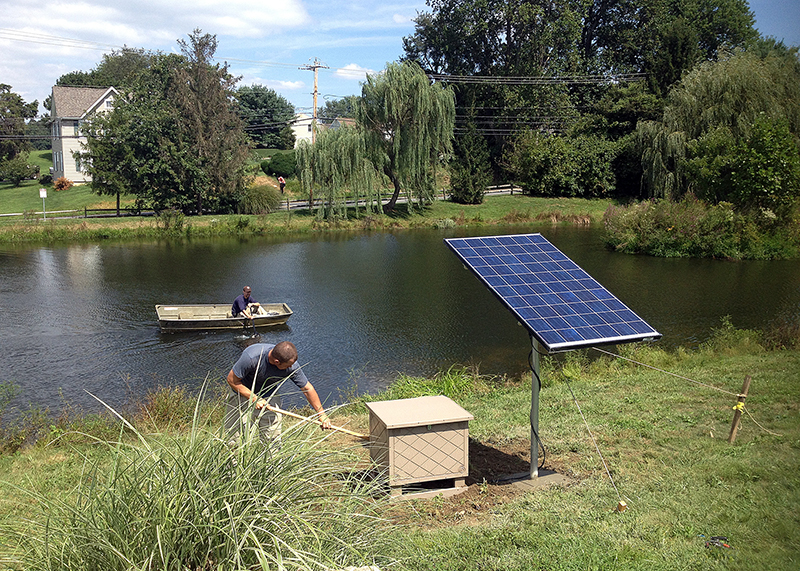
[
  {"xmin": 0, "ymin": 192, "xmax": 606, "ymax": 245},
  {"xmin": 1, "ymin": 322, "xmax": 798, "ymax": 570},
  {"xmin": 2, "ymin": 175, "xmax": 798, "ymax": 259}
]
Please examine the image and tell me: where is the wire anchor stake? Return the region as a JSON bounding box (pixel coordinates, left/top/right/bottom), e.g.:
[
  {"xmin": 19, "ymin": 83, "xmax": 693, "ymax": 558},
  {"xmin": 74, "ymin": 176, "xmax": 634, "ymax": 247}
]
[{"xmin": 728, "ymin": 375, "xmax": 751, "ymax": 443}]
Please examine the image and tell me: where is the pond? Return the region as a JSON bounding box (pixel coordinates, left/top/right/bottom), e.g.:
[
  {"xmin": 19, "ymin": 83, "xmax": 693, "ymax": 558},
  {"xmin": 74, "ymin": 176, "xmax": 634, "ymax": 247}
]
[{"xmin": 1, "ymin": 224, "xmax": 798, "ymax": 415}]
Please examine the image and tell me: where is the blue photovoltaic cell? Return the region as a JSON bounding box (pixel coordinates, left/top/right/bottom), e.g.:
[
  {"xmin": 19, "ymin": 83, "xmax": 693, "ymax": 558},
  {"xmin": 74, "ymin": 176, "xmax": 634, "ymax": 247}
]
[{"xmin": 445, "ymin": 233, "xmax": 661, "ymax": 353}]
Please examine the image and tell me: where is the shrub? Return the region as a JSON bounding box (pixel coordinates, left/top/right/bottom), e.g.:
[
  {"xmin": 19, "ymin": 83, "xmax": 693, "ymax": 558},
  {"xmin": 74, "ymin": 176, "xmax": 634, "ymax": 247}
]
[
  {"xmin": 38, "ymin": 174, "xmax": 53, "ymax": 185},
  {"xmin": 602, "ymin": 194, "xmax": 800, "ymax": 259},
  {"xmin": 686, "ymin": 116, "xmax": 800, "ymax": 220},
  {"xmin": 507, "ymin": 131, "xmax": 621, "ymax": 197},
  {"xmin": 155, "ymin": 209, "xmax": 185, "ymax": 234},
  {"xmin": 53, "ymin": 176, "xmax": 73, "ymax": 191},
  {"xmin": 237, "ymin": 183, "xmax": 282, "ymax": 214},
  {"xmin": 260, "ymin": 150, "xmax": 296, "ymax": 177},
  {"xmin": 0, "ymin": 155, "xmax": 39, "ymax": 186}
]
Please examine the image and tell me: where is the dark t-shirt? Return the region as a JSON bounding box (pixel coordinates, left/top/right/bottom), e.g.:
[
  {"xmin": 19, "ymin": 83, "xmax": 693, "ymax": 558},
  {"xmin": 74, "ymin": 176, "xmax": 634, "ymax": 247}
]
[
  {"xmin": 231, "ymin": 343, "xmax": 308, "ymax": 397},
  {"xmin": 231, "ymin": 293, "xmax": 257, "ymax": 317}
]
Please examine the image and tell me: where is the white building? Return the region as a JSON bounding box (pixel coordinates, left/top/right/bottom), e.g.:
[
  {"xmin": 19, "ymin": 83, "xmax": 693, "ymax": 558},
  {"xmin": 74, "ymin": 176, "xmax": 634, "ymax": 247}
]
[
  {"xmin": 50, "ymin": 86, "xmax": 118, "ymax": 183},
  {"xmin": 291, "ymin": 113, "xmax": 315, "ymax": 147}
]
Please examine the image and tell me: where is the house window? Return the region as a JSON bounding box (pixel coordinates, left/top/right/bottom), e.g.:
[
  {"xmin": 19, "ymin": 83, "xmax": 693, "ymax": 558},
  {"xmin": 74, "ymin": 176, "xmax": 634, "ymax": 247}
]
[{"xmin": 105, "ymin": 100, "xmax": 113, "ymax": 109}]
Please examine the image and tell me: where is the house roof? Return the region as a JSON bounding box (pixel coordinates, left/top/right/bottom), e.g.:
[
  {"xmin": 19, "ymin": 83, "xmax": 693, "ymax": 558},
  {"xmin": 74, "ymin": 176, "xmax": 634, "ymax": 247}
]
[
  {"xmin": 331, "ymin": 117, "xmax": 356, "ymax": 129},
  {"xmin": 51, "ymin": 86, "xmax": 117, "ymax": 119}
]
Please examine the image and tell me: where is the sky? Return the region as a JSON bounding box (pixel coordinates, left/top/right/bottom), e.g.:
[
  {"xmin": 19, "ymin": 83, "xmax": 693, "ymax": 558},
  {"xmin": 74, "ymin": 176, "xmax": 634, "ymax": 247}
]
[{"xmin": 1, "ymin": 0, "xmax": 799, "ymax": 116}]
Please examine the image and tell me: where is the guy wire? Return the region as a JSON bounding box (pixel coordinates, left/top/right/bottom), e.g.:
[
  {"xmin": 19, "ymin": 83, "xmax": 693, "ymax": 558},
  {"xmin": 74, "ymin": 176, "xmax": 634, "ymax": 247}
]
[
  {"xmin": 590, "ymin": 346, "xmax": 738, "ymax": 396},
  {"xmin": 564, "ymin": 378, "xmax": 622, "ymax": 502}
]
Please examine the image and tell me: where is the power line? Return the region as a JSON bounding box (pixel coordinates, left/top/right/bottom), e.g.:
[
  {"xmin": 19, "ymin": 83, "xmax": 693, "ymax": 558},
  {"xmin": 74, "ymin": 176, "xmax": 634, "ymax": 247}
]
[
  {"xmin": 429, "ymin": 72, "xmax": 646, "ymax": 85},
  {"xmin": 0, "ymin": 28, "xmax": 121, "ymax": 51}
]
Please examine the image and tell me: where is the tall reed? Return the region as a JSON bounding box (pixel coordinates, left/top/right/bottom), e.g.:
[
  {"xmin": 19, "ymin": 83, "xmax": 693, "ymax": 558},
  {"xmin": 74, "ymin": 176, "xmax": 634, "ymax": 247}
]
[{"xmin": 9, "ymin": 390, "xmax": 395, "ymax": 571}]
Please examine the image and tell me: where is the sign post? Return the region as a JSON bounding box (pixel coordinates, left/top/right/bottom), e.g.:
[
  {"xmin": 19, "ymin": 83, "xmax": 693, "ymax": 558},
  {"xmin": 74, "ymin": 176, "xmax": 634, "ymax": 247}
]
[{"xmin": 39, "ymin": 188, "xmax": 47, "ymax": 220}]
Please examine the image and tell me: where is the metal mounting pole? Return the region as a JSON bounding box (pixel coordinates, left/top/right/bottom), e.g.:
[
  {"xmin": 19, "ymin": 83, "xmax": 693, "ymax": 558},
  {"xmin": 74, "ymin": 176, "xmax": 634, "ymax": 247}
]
[{"xmin": 530, "ymin": 336, "xmax": 541, "ymax": 479}]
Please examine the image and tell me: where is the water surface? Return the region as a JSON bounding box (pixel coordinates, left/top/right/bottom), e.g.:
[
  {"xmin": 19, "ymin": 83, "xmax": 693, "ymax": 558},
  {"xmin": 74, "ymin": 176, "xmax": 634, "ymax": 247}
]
[{"xmin": 1, "ymin": 225, "xmax": 797, "ymax": 414}]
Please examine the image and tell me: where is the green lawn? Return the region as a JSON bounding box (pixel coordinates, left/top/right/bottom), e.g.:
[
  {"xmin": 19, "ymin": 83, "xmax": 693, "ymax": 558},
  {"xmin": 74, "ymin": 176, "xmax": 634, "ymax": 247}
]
[
  {"xmin": 0, "ymin": 179, "xmax": 115, "ymax": 216},
  {"xmin": 0, "ymin": 150, "xmax": 123, "ymax": 216},
  {"xmin": 1, "ymin": 331, "xmax": 798, "ymax": 570}
]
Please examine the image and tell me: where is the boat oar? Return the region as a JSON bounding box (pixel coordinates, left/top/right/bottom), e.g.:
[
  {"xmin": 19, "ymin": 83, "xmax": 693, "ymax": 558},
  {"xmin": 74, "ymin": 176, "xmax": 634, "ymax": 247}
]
[{"xmin": 264, "ymin": 404, "xmax": 369, "ymax": 440}]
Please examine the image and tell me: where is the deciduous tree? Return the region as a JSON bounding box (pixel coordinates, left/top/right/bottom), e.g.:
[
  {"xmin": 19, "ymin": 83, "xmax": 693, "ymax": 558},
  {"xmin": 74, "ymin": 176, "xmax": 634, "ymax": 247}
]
[
  {"xmin": 357, "ymin": 61, "xmax": 455, "ymax": 213},
  {"xmin": 238, "ymin": 85, "xmax": 295, "ymax": 149},
  {"xmin": 296, "ymin": 125, "xmax": 383, "ymax": 220},
  {"xmin": 317, "ymin": 95, "xmax": 359, "ymax": 125},
  {"xmin": 637, "ymin": 46, "xmax": 800, "ymax": 217},
  {"xmin": 80, "ymin": 31, "xmax": 249, "ymax": 214},
  {"xmin": 0, "ymin": 84, "xmax": 38, "ymax": 162}
]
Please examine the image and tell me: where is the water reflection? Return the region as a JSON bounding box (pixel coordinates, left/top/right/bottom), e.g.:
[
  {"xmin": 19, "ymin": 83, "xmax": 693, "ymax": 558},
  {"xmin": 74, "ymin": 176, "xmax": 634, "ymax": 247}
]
[{"xmin": 0, "ymin": 226, "xmax": 798, "ymax": 416}]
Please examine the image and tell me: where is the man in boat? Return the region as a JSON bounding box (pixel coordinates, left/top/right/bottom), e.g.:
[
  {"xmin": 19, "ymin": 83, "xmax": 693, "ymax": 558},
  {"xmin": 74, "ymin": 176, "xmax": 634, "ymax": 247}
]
[
  {"xmin": 231, "ymin": 286, "xmax": 261, "ymax": 319},
  {"xmin": 224, "ymin": 341, "xmax": 332, "ymax": 444}
]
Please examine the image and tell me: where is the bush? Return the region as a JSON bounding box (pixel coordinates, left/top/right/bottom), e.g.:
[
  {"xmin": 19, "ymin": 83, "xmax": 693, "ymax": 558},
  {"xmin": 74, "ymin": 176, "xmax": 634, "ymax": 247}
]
[
  {"xmin": 260, "ymin": 150, "xmax": 296, "ymax": 177},
  {"xmin": 38, "ymin": 174, "xmax": 53, "ymax": 185},
  {"xmin": 0, "ymin": 155, "xmax": 39, "ymax": 186},
  {"xmin": 602, "ymin": 194, "xmax": 800, "ymax": 259},
  {"xmin": 155, "ymin": 209, "xmax": 185, "ymax": 234},
  {"xmin": 507, "ymin": 132, "xmax": 621, "ymax": 197},
  {"xmin": 53, "ymin": 176, "xmax": 73, "ymax": 191},
  {"xmin": 686, "ymin": 116, "xmax": 800, "ymax": 220},
  {"xmin": 237, "ymin": 183, "xmax": 282, "ymax": 214}
]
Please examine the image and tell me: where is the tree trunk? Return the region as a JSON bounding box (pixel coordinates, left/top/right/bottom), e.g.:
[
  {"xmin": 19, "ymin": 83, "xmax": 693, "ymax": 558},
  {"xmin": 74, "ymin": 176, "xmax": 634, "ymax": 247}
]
[{"xmin": 382, "ymin": 173, "xmax": 402, "ymax": 214}]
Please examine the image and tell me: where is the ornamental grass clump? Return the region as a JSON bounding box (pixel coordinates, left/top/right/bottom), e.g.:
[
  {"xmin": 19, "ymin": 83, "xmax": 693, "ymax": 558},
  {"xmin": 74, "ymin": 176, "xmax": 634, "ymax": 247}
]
[{"xmin": 10, "ymin": 394, "xmax": 395, "ymax": 571}]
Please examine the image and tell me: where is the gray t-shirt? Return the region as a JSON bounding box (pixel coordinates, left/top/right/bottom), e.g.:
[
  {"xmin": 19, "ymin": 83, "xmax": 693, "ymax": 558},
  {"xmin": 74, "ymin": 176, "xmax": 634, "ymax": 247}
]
[{"xmin": 231, "ymin": 343, "xmax": 309, "ymax": 397}]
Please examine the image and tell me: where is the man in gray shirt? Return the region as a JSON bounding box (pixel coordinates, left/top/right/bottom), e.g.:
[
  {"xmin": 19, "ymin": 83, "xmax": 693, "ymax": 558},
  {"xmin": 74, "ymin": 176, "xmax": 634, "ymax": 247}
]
[{"xmin": 224, "ymin": 341, "xmax": 332, "ymax": 444}]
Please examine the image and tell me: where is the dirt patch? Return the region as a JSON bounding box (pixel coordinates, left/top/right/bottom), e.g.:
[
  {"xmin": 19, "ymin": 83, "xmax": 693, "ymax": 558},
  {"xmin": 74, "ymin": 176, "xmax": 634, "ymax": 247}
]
[
  {"xmin": 252, "ymin": 175, "xmax": 278, "ymax": 188},
  {"xmin": 323, "ymin": 417, "xmax": 573, "ymax": 528}
]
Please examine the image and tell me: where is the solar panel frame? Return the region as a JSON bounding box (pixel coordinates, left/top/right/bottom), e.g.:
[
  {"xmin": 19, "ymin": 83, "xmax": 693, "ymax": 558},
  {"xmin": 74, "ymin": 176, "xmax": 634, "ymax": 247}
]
[{"xmin": 445, "ymin": 233, "xmax": 661, "ymax": 353}]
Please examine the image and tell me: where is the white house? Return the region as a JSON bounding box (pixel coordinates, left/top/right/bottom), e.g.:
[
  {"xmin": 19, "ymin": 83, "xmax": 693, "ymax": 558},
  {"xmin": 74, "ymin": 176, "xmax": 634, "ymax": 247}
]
[
  {"xmin": 291, "ymin": 113, "xmax": 315, "ymax": 147},
  {"xmin": 50, "ymin": 86, "xmax": 118, "ymax": 183}
]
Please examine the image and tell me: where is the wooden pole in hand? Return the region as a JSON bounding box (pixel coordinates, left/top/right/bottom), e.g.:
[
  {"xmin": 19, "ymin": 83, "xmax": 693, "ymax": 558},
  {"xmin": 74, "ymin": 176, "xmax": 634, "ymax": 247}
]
[
  {"xmin": 265, "ymin": 404, "xmax": 369, "ymax": 440},
  {"xmin": 728, "ymin": 375, "xmax": 751, "ymax": 444}
]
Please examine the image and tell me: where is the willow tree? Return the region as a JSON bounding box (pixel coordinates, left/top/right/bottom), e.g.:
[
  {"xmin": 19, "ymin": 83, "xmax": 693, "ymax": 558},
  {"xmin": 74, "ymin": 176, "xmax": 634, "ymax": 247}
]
[
  {"xmin": 358, "ymin": 61, "xmax": 455, "ymax": 213},
  {"xmin": 296, "ymin": 125, "xmax": 383, "ymax": 221},
  {"xmin": 637, "ymin": 47, "xmax": 800, "ymax": 210}
]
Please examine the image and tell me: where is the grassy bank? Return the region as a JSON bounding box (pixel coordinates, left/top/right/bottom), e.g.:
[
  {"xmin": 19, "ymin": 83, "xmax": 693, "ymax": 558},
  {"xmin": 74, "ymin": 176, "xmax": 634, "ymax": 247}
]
[
  {"xmin": 0, "ymin": 194, "xmax": 610, "ymax": 245},
  {"xmin": 1, "ymin": 325, "xmax": 798, "ymax": 570}
]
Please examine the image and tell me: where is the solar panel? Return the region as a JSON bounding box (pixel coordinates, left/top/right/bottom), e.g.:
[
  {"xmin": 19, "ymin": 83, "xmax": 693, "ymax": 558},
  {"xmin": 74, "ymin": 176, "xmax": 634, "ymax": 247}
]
[{"xmin": 445, "ymin": 233, "xmax": 661, "ymax": 353}]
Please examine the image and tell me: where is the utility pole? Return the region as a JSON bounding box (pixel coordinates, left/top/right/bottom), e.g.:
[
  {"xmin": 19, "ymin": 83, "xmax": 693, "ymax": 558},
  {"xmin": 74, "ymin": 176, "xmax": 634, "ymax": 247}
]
[{"xmin": 299, "ymin": 58, "xmax": 328, "ymax": 144}]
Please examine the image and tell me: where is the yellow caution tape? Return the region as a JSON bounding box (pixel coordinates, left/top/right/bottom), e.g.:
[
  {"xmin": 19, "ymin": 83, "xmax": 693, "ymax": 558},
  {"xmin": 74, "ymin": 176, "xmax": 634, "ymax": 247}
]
[{"xmin": 732, "ymin": 402, "xmax": 744, "ymax": 412}]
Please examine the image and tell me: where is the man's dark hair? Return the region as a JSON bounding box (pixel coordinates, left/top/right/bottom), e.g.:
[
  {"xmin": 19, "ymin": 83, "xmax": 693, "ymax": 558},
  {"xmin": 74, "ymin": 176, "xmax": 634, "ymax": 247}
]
[{"xmin": 272, "ymin": 341, "xmax": 298, "ymax": 364}]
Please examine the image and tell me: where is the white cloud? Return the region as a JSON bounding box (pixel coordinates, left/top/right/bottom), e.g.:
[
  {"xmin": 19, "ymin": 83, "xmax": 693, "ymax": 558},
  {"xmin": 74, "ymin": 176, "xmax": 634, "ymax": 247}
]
[
  {"xmin": 271, "ymin": 80, "xmax": 306, "ymax": 90},
  {"xmin": 0, "ymin": 0, "xmax": 427, "ymax": 111},
  {"xmin": 335, "ymin": 63, "xmax": 373, "ymax": 80}
]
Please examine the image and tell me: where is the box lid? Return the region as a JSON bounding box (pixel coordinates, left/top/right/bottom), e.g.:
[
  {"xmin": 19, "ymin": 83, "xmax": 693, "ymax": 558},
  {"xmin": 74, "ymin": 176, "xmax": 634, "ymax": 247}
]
[{"xmin": 365, "ymin": 395, "xmax": 473, "ymax": 429}]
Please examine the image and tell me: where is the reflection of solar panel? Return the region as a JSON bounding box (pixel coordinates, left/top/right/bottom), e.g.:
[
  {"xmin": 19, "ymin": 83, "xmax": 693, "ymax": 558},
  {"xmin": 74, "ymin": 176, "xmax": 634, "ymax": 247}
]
[{"xmin": 445, "ymin": 233, "xmax": 661, "ymax": 353}]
